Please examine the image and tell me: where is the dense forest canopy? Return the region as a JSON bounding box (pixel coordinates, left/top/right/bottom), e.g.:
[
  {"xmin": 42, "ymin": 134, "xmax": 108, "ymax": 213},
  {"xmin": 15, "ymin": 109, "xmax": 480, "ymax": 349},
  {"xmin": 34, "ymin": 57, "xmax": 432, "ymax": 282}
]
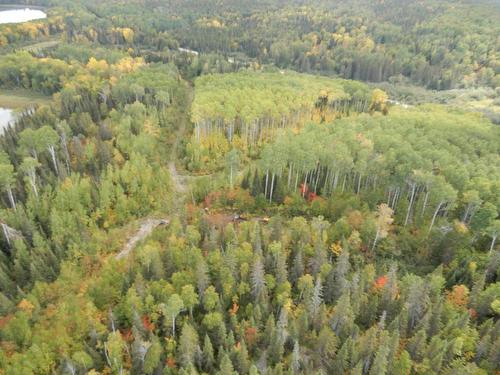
[
  {"xmin": 3, "ymin": 0, "xmax": 497, "ymax": 90},
  {"xmin": 190, "ymin": 71, "xmax": 370, "ymax": 152},
  {"xmin": 0, "ymin": 0, "xmax": 499, "ymax": 374}
]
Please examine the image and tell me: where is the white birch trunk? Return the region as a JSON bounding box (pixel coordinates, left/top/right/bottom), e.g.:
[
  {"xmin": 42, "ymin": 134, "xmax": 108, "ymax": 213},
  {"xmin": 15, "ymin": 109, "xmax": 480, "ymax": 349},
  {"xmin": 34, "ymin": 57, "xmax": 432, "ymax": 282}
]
[
  {"xmin": 269, "ymin": 173, "xmax": 275, "ymax": 203},
  {"xmin": 489, "ymin": 235, "xmax": 497, "ymax": 253},
  {"xmin": 428, "ymin": 201, "xmax": 443, "ymax": 234},
  {"xmin": 7, "ymin": 187, "xmax": 16, "ymax": 211},
  {"xmin": 404, "ymin": 183, "xmax": 416, "ymax": 227}
]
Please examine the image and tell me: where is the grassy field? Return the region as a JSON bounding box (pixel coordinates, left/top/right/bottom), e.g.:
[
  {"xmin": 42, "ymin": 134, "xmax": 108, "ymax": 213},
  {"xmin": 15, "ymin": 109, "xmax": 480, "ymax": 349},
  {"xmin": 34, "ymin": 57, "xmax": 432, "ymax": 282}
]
[{"xmin": 0, "ymin": 89, "xmax": 51, "ymax": 109}]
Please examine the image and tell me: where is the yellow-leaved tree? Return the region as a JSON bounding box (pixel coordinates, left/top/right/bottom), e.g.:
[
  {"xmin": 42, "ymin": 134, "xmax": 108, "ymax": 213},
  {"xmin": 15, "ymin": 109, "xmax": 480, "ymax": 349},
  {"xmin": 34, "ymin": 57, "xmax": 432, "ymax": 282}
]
[
  {"xmin": 369, "ymin": 88, "xmax": 389, "ymax": 115},
  {"xmin": 372, "ymin": 203, "xmax": 394, "ymax": 252}
]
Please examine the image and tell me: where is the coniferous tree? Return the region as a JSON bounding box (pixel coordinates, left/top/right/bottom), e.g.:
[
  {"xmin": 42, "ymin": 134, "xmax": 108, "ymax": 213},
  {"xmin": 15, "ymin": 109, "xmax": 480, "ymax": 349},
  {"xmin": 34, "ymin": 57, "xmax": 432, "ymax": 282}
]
[
  {"xmin": 179, "ymin": 323, "xmax": 199, "ymax": 368},
  {"xmin": 290, "ymin": 340, "xmax": 301, "ymax": 375},
  {"xmin": 219, "ymin": 353, "xmax": 236, "ymax": 375},
  {"xmin": 203, "ymin": 334, "xmax": 215, "ymax": 373},
  {"xmin": 369, "ymin": 331, "xmax": 390, "ymax": 375},
  {"xmin": 330, "ymin": 291, "xmax": 355, "ymax": 340}
]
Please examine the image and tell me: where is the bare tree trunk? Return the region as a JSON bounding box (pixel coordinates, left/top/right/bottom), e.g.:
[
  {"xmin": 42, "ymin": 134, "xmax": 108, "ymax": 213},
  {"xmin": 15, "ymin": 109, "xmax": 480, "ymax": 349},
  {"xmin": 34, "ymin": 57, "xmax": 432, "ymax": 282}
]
[
  {"xmin": 404, "ymin": 183, "xmax": 416, "ymax": 227},
  {"xmin": 28, "ymin": 170, "xmax": 38, "ymax": 198},
  {"xmin": 265, "ymin": 170, "xmax": 269, "ymax": 198},
  {"xmin": 421, "ymin": 190, "xmax": 429, "ymax": 218},
  {"xmin": 60, "ymin": 133, "xmax": 71, "ymax": 174},
  {"xmin": 428, "ymin": 201, "xmax": 443, "ymax": 234},
  {"xmin": 462, "ymin": 204, "xmax": 471, "ymax": 223},
  {"xmin": 303, "ymin": 171, "xmax": 309, "ymax": 197},
  {"xmin": 490, "ymin": 236, "xmax": 497, "ymax": 254},
  {"xmin": 269, "ymin": 173, "xmax": 275, "ymax": 203},
  {"xmin": 7, "ymin": 187, "xmax": 16, "ymax": 211},
  {"xmin": 1, "ymin": 223, "xmax": 10, "ymax": 246},
  {"xmin": 48, "ymin": 145, "xmax": 59, "ymax": 177},
  {"xmin": 295, "ymin": 169, "xmax": 300, "ymax": 192},
  {"xmin": 462, "ymin": 203, "xmax": 478, "ymax": 224},
  {"xmin": 324, "ymin": 168, "xmax": 331, "ymax": 195},
  {"xmin": 1, "ymin": 222, "xmax": 23, "ymax": 247},
  {"xmin": 372, "ymin": 229, "xmax": 380, "ymax": 252},
  {"xmin": 391, "ymin": 187, "xmax": 399, "ymax": 209},
  {"xmin": 314, "ymin": 166, "xmax": 321, "ymax": 193}
]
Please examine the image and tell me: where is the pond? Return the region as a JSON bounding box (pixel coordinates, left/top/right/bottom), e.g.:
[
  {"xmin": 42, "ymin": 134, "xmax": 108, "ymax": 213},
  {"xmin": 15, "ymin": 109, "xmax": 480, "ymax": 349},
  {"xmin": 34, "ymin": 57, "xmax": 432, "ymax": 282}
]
[
  {"xmin": 0, "ymin": 8, "xmax": 46, "ymax": 24},
  {"xmin": 0, "ymin": 108, "xmax": 15, "ymax": 135}
]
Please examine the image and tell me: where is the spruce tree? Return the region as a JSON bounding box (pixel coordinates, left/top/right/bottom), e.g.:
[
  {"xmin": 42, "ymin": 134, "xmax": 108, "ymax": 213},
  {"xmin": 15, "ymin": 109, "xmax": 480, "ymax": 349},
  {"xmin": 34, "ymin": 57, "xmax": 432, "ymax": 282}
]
[{"xmin": 203, "ymin": 334, "xmax": 215, "ymax": 372}]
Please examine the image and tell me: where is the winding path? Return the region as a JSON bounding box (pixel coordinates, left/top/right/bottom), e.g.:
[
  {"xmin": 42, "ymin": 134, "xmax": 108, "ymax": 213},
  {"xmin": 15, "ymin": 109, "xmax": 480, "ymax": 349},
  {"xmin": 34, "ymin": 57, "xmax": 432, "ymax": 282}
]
[{"xmin": 115, "ymin": 83, "xmax": 193, "ymax": 260}]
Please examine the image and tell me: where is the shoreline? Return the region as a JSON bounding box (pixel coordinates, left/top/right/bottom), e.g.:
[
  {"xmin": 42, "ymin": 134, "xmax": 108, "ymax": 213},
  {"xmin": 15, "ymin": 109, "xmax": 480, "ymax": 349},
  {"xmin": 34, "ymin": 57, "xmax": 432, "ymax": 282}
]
[{"xmin": 0, "ymin": 4, "xmax": 47, "ymax": 11}]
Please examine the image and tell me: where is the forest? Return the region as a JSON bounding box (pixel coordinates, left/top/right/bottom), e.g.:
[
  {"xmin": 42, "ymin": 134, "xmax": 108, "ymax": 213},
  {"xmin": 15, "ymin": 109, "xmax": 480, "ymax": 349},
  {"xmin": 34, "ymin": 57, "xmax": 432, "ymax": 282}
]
[{"xmin": 0, "ymin": 0, "xmax": 499, "ymax": 374}]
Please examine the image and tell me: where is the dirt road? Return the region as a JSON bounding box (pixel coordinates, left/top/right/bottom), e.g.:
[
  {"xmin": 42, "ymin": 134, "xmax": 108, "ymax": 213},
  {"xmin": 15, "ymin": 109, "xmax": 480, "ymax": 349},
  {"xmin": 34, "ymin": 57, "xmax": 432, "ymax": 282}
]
[{"xmin": 115, "ymin": 218, "xmax": 170, "ymax": 260}]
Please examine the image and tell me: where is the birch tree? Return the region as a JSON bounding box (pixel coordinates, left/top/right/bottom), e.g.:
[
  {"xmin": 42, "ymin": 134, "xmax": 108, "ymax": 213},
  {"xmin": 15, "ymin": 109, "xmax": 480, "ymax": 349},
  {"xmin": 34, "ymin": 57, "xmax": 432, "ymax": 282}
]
[
  {"xmin": 427, "ymin": 179, "xmax": 457, "ymax": 234},
  {"xmin": 38, "ymin": 126, "xmax": 60, "ymax": 177},
  {"xmin": 163, "ymin": 294, "xmax": 185, "ymax": 337},
  {"xmin": 18, "ymin": 128, "xmax": 42, "ymax": 160},
  {"xmin": 20, "ymin": 157, "xmax": 40, "ymax": 198},
  {"xmin": 0, "ymin": 158, "xmax": 17, "ymax": 210},
  {"xmin": 486, "ymin": 220, "xmax": 500, "ymax": 253}
]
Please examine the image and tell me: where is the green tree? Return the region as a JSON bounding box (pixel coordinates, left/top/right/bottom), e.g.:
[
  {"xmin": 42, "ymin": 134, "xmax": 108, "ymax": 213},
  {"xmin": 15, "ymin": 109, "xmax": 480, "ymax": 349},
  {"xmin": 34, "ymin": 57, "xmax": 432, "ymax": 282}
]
[
  {"xmin": 470, "ymin": 203, "xmax": 498, "ymax": 234},
  {"xmin": 20, "ymin": 157, "xmax": 40, "ymax": 198},
  {"xmin": 164, "ymin": 293, "xmax": 185, "ymax": 337},
  {"xmin": 219, "ymin": 353, "xmax": 236, "ymax": 375},
  {"xmin": 143, "ymin": 338, "xmax": 162, "ymax": 374},
  {"xmin": 38, "ymin": 126, "xmax": 61, "ymax": 177},
  {"xmin": 369, "ymin": 331, "xmax": 390, "ymax": 375},
  {"xmin": 330, "ymin": 291, "xmax": 355, "ymax": 340},
  {"xmin": 226, "ymin": 148, "xmax": 241, "ymax": 189},
  {"xmin": 178, "ymin": 323, "xmax": 199, "ymax": 368},
  {"xmin": 291, "ymin": 340, "xmax": 301, "ymax": 374},
  {"xmin": 104, "ymin": 331, "xmax": 126, "ymax": 374},
  {"xmin": 18, "ymin": 128, "xmax": 42, "ymax": 160},
  {"xmin": 203, "ymin": 286, "xmax": 220, "ymax": 311},
  {"xmin": 372, "ymin": 204, "xmax": 393, "ymax": 251},
  {"xmin": 251, "ymin": 257, "xmax": 267, "ymax": 301},
  {"xmin": 486, "ymin": 220, "xmax": 500, "ymax": 253},
  {"xmin": 428, "ymin": 179, "xmax": 457, "ymax": 234},
  {"xmin": 0, "ymin": 158, "xmax": 16, "ymax": 210},
  {"xmin": 181, "ymin": 284, "xmax": 199, "ymax": 319},
  {"xmin": 233, "ymin": 339, "xmax": 250, "ymax": 374},
  {"xmin": 203, "ymin": 334, "xmax": 215, "ymax": 372},
  {"xmin": 369, "ymin": 89, "xmax": 389, "ymax": 114}
]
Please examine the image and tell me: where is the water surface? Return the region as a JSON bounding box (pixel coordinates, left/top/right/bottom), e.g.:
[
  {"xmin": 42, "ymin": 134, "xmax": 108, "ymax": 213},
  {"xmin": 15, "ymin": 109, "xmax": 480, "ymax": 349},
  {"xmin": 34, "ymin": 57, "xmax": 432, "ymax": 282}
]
[
  {"xmin": 0, "ymin": 8, "xmax": 46, "ymax": 24},
  {"xmin": 0, "ymin": 108, "xmax": 14, "ymax": 135}
]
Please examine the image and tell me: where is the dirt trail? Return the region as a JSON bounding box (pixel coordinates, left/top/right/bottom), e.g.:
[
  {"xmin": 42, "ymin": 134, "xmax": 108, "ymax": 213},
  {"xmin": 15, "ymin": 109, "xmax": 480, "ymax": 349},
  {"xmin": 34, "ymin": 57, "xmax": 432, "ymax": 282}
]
[
  {"xmin": 169, "ymin": 161, "xmax": 187, "ymax": 194},
  {"xmin": 115, "ymin": 218, "xmax": 170, "ymax": 260},
  {"xmin": 115, "ymin": 83, "xmax": 194, "ymax": 260},
  {"xmin": 167, "ymin": 81, "xmax": 193, "ymax": 198}
]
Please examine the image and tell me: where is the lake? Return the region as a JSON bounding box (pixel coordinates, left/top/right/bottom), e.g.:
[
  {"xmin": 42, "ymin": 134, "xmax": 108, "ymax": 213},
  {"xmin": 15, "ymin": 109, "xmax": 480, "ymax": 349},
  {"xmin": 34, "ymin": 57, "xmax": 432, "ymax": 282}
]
[
  {"xmin": 0, "ymin": 8, "xmax": 46, "ymax": 24},
  {"xmin": 0, "ymin": 108, "xmax": 15, "ymax": 135}
]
